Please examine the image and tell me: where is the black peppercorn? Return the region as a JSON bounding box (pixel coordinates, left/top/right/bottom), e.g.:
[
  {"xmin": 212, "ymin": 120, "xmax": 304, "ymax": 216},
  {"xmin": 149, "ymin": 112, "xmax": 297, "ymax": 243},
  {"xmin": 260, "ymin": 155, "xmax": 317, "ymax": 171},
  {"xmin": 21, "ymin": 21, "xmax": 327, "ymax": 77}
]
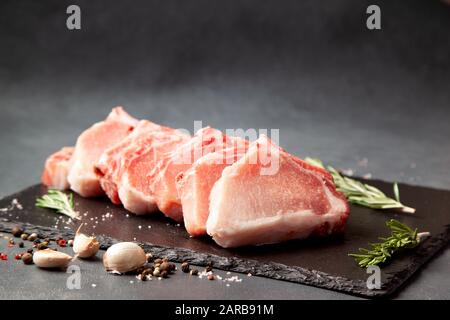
[
  {"xmin": 12, "ymin": 226, "xmax": 23, "ymax": 237},
  {"xmin": 18, "ymin": 242, "xmax": 24, "ymax": 248},
  {"xmin": 26, "ymin": 249, "xmax": 33, "ymax": 254},
  {"xmin": 181, "ymin": 262, "xmax": 190, "ymax": 273},
  {"xmin": 206, "ymin": 265, "xmax": 213, "ymax": 272},
  {"xmin": 154, "ymin": 258, "xmax": 163, "ymax": 264},
  {"xmin": 161, "ymin": 270, "xmax": 168, "ymax": 278},
  {"xmin": 160, "ymin": 262, "xmax": 170, "ymax": 272}
]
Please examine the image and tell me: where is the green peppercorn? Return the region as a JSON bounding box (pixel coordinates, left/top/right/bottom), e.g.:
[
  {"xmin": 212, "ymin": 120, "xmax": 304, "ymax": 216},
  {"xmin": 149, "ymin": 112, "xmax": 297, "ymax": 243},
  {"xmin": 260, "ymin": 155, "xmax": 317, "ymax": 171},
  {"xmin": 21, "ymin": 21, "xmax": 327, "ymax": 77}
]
[
  {"xmin": 21, "ymin": 253, "xmax": 33, "ymax": 265},
  {"xmin": 181, "ymin": 262, "xmax": 190, "ymax": 273},
  {"xmin": 12, "ymin": 226, "xmax": 23, "ymax": 237},
  {"xmin": 37, "ymin": 243, "xmax": 48, "ymax": 250}
]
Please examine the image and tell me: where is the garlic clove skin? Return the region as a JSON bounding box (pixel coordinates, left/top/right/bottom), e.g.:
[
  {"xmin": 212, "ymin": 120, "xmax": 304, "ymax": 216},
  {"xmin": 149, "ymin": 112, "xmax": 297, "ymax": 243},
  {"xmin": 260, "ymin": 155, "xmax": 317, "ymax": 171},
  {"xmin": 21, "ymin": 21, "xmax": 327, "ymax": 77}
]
[
  {"xmin": 73, "ymin": 224, "xmax": 100, "ymax": 259},
  {"xmin": 33, "ymin": 249, "xmax": 73, "ymax": 269},
  {"xmin": 103, "ymin": 242, "xmax": 146, "ymax": 274},
  {"xmin": 73, "ymin": 233, "xmax": 100, "ymax": 258}
]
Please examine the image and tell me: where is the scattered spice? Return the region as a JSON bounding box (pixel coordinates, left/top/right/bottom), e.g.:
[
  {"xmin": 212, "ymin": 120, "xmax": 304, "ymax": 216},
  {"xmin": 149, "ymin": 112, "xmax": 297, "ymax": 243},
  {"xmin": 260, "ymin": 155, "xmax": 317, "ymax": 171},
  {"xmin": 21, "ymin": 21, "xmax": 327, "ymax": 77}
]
[
  {"xmin": 206, "ymin": 265, "xmax": 213, "ymax": 272},
  {"xmin": 21, "ymin": 253, "xmax": 33, "ymax": 265},
  {"xmin": 181, "ymin": 262, "xmax": 190, "ymax": 273},
  {"xmin": 58, "ymin": 239, "xmax": 67, "ymax": 247},
  {"xmin": 26, "ymin": 249, "xmax": 33, "ymax": 254},
  {"xmin": 68, "ymin": 240, "xmax": 74, "ymax": 247},
  {"xmin": 154, "ymin": 258, "xmax": 163, "ymax": 265},
  {"xmin": 161, "ymin": 270, "xmax": 168, "ymax": 278},
  {"xmin": 145, "ymin": 253, "xmax": 153, "ymax": 262},
  {"xmin": 0, "ymin": 253, "xmax": 7, "ymax": 261},
  {"xmin": 18, "ymin": 242, "xmax": 24, "ymax": 248},
  {"xmin": 14, "ymin": 254, "xmax": 22, "ymax": 260},
  {"xmin": 208, "ymin": 274, "xmax": 215, "ymax": 281},
  {"xmin": 153, "ymin": 269, "xmax": 161, "ymax": 277},
  {"xmin": 20, "ymin": 233, "xmax": 29, "ymax": 241}
]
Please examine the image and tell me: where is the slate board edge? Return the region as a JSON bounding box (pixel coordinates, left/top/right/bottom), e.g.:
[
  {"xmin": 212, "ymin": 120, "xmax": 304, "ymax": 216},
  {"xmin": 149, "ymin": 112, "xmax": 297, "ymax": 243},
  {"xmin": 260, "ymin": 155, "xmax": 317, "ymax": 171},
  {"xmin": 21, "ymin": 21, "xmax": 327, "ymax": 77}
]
[{"xmin": 1, "ymin": 218, "xmax": 448, "ymax": 299}]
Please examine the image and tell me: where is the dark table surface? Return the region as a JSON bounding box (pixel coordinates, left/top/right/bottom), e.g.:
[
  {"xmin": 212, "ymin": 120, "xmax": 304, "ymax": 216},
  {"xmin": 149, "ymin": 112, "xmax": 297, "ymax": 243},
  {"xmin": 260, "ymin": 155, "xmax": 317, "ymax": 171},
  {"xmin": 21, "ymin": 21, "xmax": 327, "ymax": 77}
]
[{"xmin": 0, "ymin": 0, "xmax": 449, "ymax": 299}]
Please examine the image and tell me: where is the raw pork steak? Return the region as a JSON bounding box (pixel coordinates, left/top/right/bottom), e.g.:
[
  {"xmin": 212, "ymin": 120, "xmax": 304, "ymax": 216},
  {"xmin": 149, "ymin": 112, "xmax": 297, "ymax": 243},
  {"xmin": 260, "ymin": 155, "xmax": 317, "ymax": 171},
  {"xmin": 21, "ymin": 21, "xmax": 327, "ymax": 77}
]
[
  {"xmin": 176, "ymin": 142, "xmax": 248, "ymax": 236},
  {"xmin": 117, "ymin": 129, "xmax": 190, "ymax": 214},
  {"xmin": 68, "ymin": 107, "xmax": 138, "ymax": 197},
  {"xmin": 206, "ymin": 135, "xmax": 349, "ymax": 248},
  {"xmin": 152, "ymin": 127, "xmax": 242, "ymax": 222},
  {"xmin": 41, "ymin": 147, "xmax": 74, "ymax": 190},
  {"xmin": 95, "ymin": 120, "xmax": 185, "ymax": 204}
]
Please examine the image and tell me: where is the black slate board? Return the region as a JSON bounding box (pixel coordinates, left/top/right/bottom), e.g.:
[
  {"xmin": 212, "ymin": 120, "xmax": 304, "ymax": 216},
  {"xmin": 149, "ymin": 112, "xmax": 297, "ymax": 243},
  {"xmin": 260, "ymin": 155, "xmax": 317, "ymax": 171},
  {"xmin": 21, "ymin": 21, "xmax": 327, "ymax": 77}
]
[{"xmin": 0, "ymin": 181, "xmax": 449, "ymax": 298}]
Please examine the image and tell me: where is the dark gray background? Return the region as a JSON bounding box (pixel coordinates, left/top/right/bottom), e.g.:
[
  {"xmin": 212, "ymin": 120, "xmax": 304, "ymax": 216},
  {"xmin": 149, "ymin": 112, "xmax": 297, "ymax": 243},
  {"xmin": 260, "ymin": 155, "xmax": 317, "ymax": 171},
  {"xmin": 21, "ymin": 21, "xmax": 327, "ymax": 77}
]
[{"xmin": 0, "ymin": 0, "xmax": 449, "ymax": 299}]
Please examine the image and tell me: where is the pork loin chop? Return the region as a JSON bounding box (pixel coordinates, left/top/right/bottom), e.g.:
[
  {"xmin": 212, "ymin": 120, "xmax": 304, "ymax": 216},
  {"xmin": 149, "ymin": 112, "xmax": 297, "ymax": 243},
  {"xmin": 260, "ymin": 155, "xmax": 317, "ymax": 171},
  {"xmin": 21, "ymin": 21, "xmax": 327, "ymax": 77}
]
[
  {"xmin": 117, "ymin": 130, "xmax": 190, "ymax": 214},
  {"xmin": 67, "ymin": 107, "xmax": 138, "ymax": 197},
  {"xmin": 152, "ymin": 127, "xmax": 242, "ymax": 222},
  {"xmin": 176, "ymin": 142, "xmax": 248, "ymax": 236},
  {"xmin": 206, "ymin": 135, "xmax": 349, "ymax": 248},
  {"xmin": 41, "ymin": 147, "xmax": 74, "ymax": 190},
  {"xmin": 95, "ymin": 120, "xmax": 182, "ymax": 204}
]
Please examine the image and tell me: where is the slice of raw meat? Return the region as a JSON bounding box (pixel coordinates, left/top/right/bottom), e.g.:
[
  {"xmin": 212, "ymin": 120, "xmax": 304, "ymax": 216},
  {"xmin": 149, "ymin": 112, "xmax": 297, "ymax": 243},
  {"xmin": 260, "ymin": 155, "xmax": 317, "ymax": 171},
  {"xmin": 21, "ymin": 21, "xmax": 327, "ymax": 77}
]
[
  {"xmin": 152, "ymin": 127, "xmax": 243, "ymax": 222},
  {"xmin": 95, "ymin": 120, "xmax": 181, "ymax": 204},
  {"xmin": 176, "ymin": 141, "xmax": 248, "ymax": 237},
  {"xmin": 206, "ymin": 135, "xmax": 349, "ymax": 248},
  {"xmin": 118, "ymin": 130, "xmax": 190, "ymax": 214},
  {"xmin": 68, "ymin": 107, "xmax": 138, "ymax": 197},
  {"xmin": 41, "ymin": 147, "xmax": 74, "ymax": 190}
]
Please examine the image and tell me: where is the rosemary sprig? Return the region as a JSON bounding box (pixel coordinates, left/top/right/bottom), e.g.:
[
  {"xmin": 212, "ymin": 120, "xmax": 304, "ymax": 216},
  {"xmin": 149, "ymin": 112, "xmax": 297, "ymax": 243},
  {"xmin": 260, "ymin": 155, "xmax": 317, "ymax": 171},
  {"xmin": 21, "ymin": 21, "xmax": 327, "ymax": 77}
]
[
  {"xmin": 36, "ymin": 189, "xmax": 80, "ymax": 220},
  {"xmin": 349, "ymin": 219, "xmax": 429, "ymax": 268},
  {"xmin": 304, "ymin": 157, "xmax": 415, "ymax": 213}
]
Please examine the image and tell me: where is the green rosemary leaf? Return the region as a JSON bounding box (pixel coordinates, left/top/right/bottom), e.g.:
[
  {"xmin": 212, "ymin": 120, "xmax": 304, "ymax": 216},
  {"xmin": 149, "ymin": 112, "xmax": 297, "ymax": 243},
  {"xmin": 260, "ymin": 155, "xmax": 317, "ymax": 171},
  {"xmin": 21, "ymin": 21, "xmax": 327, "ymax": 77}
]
[
  {"xmin": 304, "ymin": 157, "xmax": 415, "ymax": 213},
  {"xmin": 36, "ymin": 189, "xmax": 80, "ymax": 220},
  {"xmin": 348, "ymin": 219, "xmax": 429, "ymax": 268}
]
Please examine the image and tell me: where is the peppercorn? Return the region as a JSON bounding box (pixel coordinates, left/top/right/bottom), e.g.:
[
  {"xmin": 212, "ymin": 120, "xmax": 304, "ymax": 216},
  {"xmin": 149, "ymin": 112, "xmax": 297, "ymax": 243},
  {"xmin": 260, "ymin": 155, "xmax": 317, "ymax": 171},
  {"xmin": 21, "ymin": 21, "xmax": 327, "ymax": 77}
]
[
  {"xmin": 14, "ymin": 254, "xmax": 22, "ymax": 260},
  {"xmin": 33, "ymin": 239, "xmax": 41, "ymax": 244},
  {"xmin": 140, "ymin": 273, "xmax": 148, "ymax": 281},
  {"xmin": 208, "ymin": 274, "xmax": 215, "ymax": 281},
  {"xmin": 37, "ymin": 243, "xmax": 48, "ymax": 250},
  {"xmin": 160, "ymin": 262, "xmax": 170, "ymax": 272},
  {"xmin": 162, "ymin": 258, "xmax": 169, "ymax": 263},
  {"xmin": 169, "ymin": 263, "xmax": 176, "ymax": 272},
  {"xmin": 153, "ymin": 269, "xmax": 161, "ymax": 277},
  {"xmin": 161, "ymin": 270, "xmax": 168, "ymax": 278},
  {"xmin": 20, "ymin": 233, "xmax": 29, "ymax": 241},
  {"xmin": 12, "ymin": 226, "xmax": 23, "ymax": 237},
  {"xmin": 18, "ymin": 242, "xmax": 24, "ymax": 248},
  {"xmin": 206, "ymin": 264, "xmax": 213, "ymax": 272},
  {"xmin": 190, "ymin": 269, "xmax": 199, "ymax": 276},
  {"xmin": 57, "ymin": 239, "xmax": 67, "ymax": 247},
  {"xmin": 68, "ymin": 240, "xmax": 74, "ymax": 247},
  {"xmin": 26, "ymin": 249, "xmax": 33, "ymax": 254},
  {"xmin": 0, "ymin": 253, "xmax": 8, "ymax": 261},
  {"xmin": 21, "ymin": 253, "xmax": 33, "ymax": 265},
  {"xmin": 142, "ymin": 268, "xmax": 153, "ymax": 277},
  {"xmin": 181, "ymin": 262, "xmax": 190, "ymax": 273},
  {"xmin": 145, "ymin": 253, "xmax": 153, "ymax": 262},
  {"xmin": 8, "ymin": 239, "xmax": 15, "ymax": 245},
  {"xmin": 28, "ymin": 233, "xmax": 38, "ymax": 241},
  {"xmin": 135, "ymin": 266, "xmax": 146, "ymax": 275},
  {"xmin": 154, "ymin": 258, "xmax": 163, "ymax": 264}
]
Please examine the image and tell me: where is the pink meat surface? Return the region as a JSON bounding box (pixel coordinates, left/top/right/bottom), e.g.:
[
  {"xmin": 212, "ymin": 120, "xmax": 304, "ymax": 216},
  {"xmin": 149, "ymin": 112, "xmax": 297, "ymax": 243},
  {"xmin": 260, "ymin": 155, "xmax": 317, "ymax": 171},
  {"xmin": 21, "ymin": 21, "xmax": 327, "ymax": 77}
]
[
  {"xmin": 67, "ymin": 107, "xmax": 138, "ymax": 197},
  {"xmin": 152, "ymin": 127, "xmax": 242, "ymax": 222},
  {"xmin": 117, "ymin": 129, "xmax": 191, "ymax": 215},
  {"xmin": 95, "ymin": 120, "xmax": 180, "ymax": 204},
  {"xmin": 41, "ymin": 147, "xmax": 75, "ymax": 190},
  {"xmin": 206, "ymin": 135, "xmax": 349, "ymax": 248},
  {"xmin": 176, "ymin": 141, "xmax": 248, "ymax": 237}
]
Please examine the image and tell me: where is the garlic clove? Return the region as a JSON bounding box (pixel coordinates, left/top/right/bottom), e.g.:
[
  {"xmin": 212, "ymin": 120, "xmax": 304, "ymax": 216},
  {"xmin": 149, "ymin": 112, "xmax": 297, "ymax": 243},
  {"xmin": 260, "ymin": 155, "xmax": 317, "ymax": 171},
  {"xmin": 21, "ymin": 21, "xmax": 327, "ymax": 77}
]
[
  {"xmin": 33, "ymin": 249, "xmax": 73, "ymax": 269},
  {"xmin": 73, "ymin": 224, "xmax": 100, "ymax": 259},
  {"xmin": 103, "ymin": 242, "xmax": 146, "ymax": 274}
]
